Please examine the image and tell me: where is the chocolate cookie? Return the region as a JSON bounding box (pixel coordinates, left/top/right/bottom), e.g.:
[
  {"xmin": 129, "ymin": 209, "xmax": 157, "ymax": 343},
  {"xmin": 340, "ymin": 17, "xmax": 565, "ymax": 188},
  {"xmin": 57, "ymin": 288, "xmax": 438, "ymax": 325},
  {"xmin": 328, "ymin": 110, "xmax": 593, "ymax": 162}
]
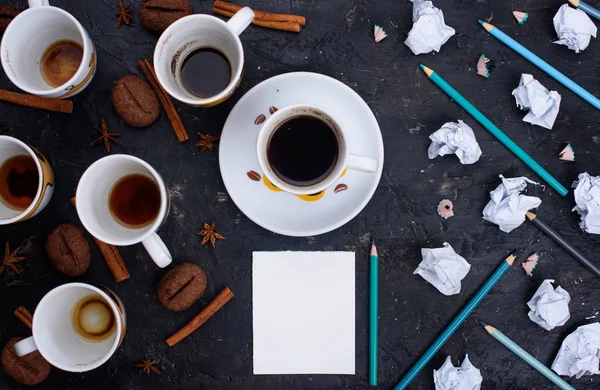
[
  {"xmin": 111, "ymin": 74, "xmax": 160, "ymax": 127},
  {"xmin": 140, "ymin": 0, "xmax": 192, "ymax": 35},
  {"xmin": 1, "ymin": 337, "xmax": 51, "ymax": 385},
  {"xmin": 0, "ymin": 5, "xmax": 22, "ymax": 34},
  {"xmin": 45, "ymin": 223, "xmax": 91, "ymax": 277},
  {"xmin": 157, "ymin": 263, "xmax": 207, "ymax": 312}
]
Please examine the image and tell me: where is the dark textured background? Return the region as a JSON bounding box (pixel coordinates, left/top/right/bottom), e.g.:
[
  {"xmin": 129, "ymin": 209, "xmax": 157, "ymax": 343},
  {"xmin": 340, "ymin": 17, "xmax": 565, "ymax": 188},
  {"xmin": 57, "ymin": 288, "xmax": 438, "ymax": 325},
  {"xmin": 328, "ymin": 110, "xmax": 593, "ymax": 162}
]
[{"xmin": 1, "ymin": 0, "xmax": 599, "ymax": 389}]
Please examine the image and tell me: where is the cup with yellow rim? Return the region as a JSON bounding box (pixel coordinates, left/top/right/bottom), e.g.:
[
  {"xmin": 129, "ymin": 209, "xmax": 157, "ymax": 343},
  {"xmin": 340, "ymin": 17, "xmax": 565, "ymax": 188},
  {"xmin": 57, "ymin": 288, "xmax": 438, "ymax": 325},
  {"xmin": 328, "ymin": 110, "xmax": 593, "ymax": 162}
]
[
  {"xmin": 0, "ymin": 135, "xmax": 54, "ymax": 225},
  {"xmin": 0, "ymin": 0, "xmax": 97, "ymax": 98}
]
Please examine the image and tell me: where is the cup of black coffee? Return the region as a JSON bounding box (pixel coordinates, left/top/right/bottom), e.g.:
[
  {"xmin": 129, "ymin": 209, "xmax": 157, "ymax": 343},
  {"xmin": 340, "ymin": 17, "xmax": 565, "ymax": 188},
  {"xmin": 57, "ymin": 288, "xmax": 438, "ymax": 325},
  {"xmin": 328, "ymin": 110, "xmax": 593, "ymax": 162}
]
[
  {"xmin": 256, "ymin": 105, "xmax": 378, "ymax": 195},
  {"xmin": 153, "ymin": 7, "xmax": 255, "ymax": 107}
]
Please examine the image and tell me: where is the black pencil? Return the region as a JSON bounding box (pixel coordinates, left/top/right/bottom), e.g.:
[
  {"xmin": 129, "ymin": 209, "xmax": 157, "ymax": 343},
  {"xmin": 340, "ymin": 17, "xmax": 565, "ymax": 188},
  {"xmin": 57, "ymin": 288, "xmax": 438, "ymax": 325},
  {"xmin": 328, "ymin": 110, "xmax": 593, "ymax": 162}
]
[{"xmin": 526, "ymin": 212, "xmax": 600, "ymax": 278}]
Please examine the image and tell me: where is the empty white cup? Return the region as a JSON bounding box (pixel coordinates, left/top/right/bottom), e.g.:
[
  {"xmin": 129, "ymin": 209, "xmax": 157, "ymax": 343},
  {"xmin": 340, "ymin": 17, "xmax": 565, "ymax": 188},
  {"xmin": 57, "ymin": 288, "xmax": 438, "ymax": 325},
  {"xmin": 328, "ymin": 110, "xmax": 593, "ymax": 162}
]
[{"xmin": 14, "ymin": 283, "xmax": 126, "ymax": 372}]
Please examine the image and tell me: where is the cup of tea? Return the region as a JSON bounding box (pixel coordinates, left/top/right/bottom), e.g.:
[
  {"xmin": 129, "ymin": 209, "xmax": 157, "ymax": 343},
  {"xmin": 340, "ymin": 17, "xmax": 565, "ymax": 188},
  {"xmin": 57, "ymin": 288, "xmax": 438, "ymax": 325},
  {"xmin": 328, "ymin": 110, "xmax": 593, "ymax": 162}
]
[
  {"xmin": 256, "ymin": 104, "xmax": 379, "ymax": 195},
  {"xmin": 0, "ymin": 0, "xmax": 96, "ymax": 98},
  {"xmin": 153, "ymin": 7, "xmax": 255, "ymax": 107},
  {"xmin": 0, "ymin": 135, "xmax": 54, "ymax": 225},
  {"xmin": 13, "ymin": 283, "xmax": 126, "ymax": 372},
  {"xmin": 76, "ymin": 154, "xmax": 172, "ymax": 268}
]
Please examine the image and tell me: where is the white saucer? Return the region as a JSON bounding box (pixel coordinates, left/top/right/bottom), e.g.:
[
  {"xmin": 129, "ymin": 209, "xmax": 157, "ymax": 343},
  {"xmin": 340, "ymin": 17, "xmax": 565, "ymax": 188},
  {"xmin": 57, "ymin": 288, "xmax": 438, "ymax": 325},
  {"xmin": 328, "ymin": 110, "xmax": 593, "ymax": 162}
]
[{"xmin": 219, "ymin": 72, "xmax": 384, "ymax": 237}]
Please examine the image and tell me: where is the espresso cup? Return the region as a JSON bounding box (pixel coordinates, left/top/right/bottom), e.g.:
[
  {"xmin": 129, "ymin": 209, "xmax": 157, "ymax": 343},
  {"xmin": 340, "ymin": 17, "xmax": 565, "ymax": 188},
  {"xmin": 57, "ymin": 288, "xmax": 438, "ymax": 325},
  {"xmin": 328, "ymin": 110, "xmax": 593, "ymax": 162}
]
[
  {"xmin": 153, "ymin": 7, "xmax": 255, "ymax": 107},
  {"xmin": 0, "ymin": 0, "xmax": 96, "ymax": 98},
  {"xmin": 76, "ymin": 154, "xmax": 172, "ymax": 268},
  {"xmin": 256, "ymin": 104, "xmax": 379, "ymax": 195},
  {"xmin": 14, "ymin": 283, "xmax": 126, "ymax": 372},
  {"xmin": 0, "ymin": 135, "xmax": 54, "ymax": 225}
]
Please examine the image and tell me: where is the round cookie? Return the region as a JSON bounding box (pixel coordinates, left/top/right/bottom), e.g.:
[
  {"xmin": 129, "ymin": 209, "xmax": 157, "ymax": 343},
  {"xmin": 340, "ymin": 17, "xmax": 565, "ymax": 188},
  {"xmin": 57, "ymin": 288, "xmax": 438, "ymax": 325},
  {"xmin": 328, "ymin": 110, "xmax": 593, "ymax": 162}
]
[
  {"xmin": 157, "ymin": 263, "xmax": 207, "ymax": 312},
  {"xmin": 111, "ymin": 74, "xmax": 160, "ymax": 127},
  {"xmin": 1, "ymin": 337, "xmax": 51, "ymax": 385},
  {"xmin": 140, "ymin": 0, "xmax": 193, "ymax": 35},
  {"xmin": 45, "ymin": 223, "xmax": 91, "ymax": 277}
]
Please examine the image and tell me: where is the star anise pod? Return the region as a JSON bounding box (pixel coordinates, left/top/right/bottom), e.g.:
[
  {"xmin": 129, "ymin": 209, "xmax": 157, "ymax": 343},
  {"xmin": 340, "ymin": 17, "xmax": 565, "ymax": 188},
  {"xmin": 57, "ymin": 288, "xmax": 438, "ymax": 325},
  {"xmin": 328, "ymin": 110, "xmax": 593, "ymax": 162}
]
[
  {"xmin": 116, "ymin": 0, "xmax": 132, "ymax": 28},
  {"xmin": 135, "ymin": 359, "xmax": 161, "ymax": 375},
  {"xmin": 90, "ymin": 119, "xmax": 120, "ymax": 153},
  {"xmin": 196, "ymin": 133, "xmax": 220, "ymax": 152},
  {"xmin": 198, "ymin": 221, "xmax": 226, "ymax": 248},
  {"xmin": 0, "ymin": 242, "xmax": 26, "ymax": 276}
]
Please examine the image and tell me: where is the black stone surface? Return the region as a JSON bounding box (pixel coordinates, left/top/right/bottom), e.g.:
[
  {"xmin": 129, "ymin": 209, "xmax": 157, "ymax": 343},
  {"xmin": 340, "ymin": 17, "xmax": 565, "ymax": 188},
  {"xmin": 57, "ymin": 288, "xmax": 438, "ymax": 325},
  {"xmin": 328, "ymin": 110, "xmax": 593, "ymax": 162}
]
[{"xmin": 1, "ymin": 0, "xmax": 599, "ymax": 389}]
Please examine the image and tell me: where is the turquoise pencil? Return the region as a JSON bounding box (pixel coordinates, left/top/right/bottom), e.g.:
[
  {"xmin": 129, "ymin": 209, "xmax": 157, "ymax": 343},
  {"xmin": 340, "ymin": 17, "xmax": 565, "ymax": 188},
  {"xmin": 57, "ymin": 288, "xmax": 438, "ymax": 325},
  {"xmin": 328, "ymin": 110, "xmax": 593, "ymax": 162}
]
[
  {"xmin": 569, "ymin": 0, "xmax": 600, "ymax": 22},
  {"xmin": 481, "ymin": 322, "xmax": 576, "ymax": 390},
  {"xmin": 369, "ymin": 241, "xmax": 378, "ymax": 386},
  {"xmin": 479, "ymin": 20, "xmax": 600, "ymax": 111},
  {"xmin": 420, "ymin": 65, "xmax": 568, "ymax": 197},
  {"xmin": 393, "ymin": 250, "xmax": 518, "ymax": 390}
]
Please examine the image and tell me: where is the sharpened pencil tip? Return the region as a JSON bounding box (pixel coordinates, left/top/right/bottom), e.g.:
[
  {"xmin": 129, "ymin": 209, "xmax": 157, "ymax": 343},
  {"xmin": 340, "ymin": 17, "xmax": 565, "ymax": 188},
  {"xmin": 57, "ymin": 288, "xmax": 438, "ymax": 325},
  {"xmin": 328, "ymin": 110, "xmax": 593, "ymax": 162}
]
[
  {"xmin": 479, "ymin": 321, "xmax": 488, "ymax": 327},
  {"xmin": 525, "ymin": 211, "xmax": 537, "ymax": 221},
  {"xmin": 420, "ymin": 65, "xmax": 434, "ymax": 77},
  {"xmin": 371, "ymin": 242, "xmax": 378, "ymax": 257},
  {"xmin": 478, "ymin": 19, "xmax": 484, "ymax": 25}
]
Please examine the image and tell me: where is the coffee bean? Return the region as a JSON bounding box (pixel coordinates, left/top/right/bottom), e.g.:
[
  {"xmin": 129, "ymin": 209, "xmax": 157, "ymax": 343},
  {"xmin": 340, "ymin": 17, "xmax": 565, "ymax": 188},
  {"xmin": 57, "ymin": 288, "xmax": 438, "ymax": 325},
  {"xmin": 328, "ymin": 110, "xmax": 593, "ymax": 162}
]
[
  {"xmin": 45, "ymin": 224, "xmax": 91, "ymax": 277},
  {"xmin": 111, "ymin": 74, "xmax": 159, "ymax": 127},
  {"xmin": 334, "ymin": 183, "xmax": 348, "ymax": 193},
  {"xmin": 247, "ymin": 170, "xmax": 261, "ymax": 181},
  {"xmin": 1, "ymin": 337, "xmax": 51, "ymax": 386},
  {"xmin": 140, "ymin": 0, "xmax": 193, "ymax": 35},
  {"xmin": 0, "ymin": 5, "xmax": 22, "ymax": 34},
  {"xmin": 157, "ymin": 263, "xmax": 207, "ymax": 312}
]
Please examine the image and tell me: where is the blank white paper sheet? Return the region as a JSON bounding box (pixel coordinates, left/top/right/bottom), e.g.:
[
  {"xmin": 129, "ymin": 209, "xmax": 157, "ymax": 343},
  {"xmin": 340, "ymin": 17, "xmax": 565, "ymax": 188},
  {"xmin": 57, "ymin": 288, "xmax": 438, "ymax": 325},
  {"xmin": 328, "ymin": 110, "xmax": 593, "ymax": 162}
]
[{"xmin": 252, "ymin": 251, "xmax": 355, "ymax": 375}]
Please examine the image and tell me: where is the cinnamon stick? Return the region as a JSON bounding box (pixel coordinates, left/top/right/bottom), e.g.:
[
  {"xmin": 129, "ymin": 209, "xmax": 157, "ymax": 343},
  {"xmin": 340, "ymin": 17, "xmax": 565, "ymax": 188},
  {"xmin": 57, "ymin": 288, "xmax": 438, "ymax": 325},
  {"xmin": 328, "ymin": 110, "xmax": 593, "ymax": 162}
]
[
  {"xmin": 214, "ymin": 0, "xmax": 306, "ymax": 25},
  {"xmin": 13, "ymin": 306, "xmax": 33, "ymax": 329},
  {"xmin": 70, "ymin": 197, "xmax": 130, "ymax": 282},
  {"xmin": 0, "ymin": 89, "xmax": 73, "ymax": 113},
  {"xmin": 166, "ymin": 287, "xmax": 234, "ymax": 347},
  {"xmin": 213, "ymin": 8, "xmax": 301, "ymax": 33},
  {"xmin": 138, "ymin": 59, "xmax": 189, "ymax": 142}
]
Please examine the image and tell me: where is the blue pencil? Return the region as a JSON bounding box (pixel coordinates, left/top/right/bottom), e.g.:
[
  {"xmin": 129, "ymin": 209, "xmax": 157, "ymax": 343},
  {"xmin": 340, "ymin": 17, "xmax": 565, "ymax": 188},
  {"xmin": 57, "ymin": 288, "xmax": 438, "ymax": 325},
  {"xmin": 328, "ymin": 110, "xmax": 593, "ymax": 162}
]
[
  {"xmin": 393, "ymin": 250, "xmax": 518, "ymax": 390},
  {"xmin": 479, "ymin": 21, "xmax": 600, "ymax": 111},
  {"xmin": 481, "ymin": 322, "xmax": 575, "ymax": 390},
  {"xmin": 570, "ymin": 0, "xmax": 600, "ymax": 21}
]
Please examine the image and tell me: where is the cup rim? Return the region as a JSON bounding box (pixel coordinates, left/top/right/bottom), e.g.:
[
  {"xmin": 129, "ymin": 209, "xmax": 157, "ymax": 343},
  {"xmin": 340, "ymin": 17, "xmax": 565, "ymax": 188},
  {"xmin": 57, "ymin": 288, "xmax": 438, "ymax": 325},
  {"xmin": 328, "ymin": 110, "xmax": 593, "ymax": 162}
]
[
  {"xmin": 256, "ymin": 104, "xmax": 348, "ymax": 195},
  {"xmin": 0, "ymin": 135, "xmax": 44, "ymax": 225},
  {"xmin": 0, "ymin": 6, "xmax": 92, "ymax": 97},
  {"xmin": 153, "ymin": 14, "xmax": 244, "ymax": 106},
  {"xmin": 75, "ymin": 154, "xmax": 169, "ymax": 246},
  {"xmin": 31, "ymin": 282, "xmax": 123, "ymax": 372}
]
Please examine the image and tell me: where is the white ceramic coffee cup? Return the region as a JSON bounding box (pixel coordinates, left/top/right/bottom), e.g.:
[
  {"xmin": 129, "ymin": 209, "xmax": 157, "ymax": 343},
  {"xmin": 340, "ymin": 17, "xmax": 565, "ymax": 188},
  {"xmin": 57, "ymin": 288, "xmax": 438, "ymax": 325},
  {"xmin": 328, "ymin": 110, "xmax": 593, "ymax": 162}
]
[
  {"xmin": 14, "ymin": 283, "xmax": 126, "ymax": 372},
  {"xmin": 153, "ymin": 7, "xmax": 255, "ymax": 107},
  {"xmin": 0, "ymin": 0, "xmax": 96, "ymax": 98},
  {"xmin": 256, "ymin": 104, "xmax": 379, "ymax": 195},
  {"xmin": 0, "ymin": 135, "xmax": 54, "ymax": 225},
  {"xmin": 76, "ymin": 154, "xmax": 172, "ymax": 268}
]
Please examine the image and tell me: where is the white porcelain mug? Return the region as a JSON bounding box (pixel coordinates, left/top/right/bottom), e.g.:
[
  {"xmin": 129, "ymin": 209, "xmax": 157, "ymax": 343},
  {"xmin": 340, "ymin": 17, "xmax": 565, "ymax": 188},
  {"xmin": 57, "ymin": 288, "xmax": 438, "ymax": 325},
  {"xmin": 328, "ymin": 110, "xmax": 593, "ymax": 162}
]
[
  {"xmin": 14, "ymin": 283, "xmax": 126, "ymax": 372},
  {"xmin": 76, "ymin": 154, "xmax": 172, "ymax": 268},
  {"xmin": 0, "ymin": 0, "xmax": 96, "ymax": 98},
  {"xmin": 0, "ymin": 135, "xmax": 54, "ymax": 225},
  {"xmin": 256, "ymin": 104, "xmax": 379, "ymax": 195},
  {"xmin": 153, "ymin": 7, "xmax": 255, "ymax": 107}
]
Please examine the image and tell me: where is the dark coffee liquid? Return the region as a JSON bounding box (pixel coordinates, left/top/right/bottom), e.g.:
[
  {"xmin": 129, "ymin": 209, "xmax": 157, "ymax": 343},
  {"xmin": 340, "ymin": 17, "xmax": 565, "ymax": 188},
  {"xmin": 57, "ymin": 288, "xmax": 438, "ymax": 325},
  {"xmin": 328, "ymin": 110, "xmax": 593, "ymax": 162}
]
[
  {"xmin": 41, "ymin": 40, "xmax": 83, "ymax": 88},
  {"xmin": 109, "ymin": 174, "xmax": 161, "ymax": 229},
  {"xmin": 72, "ymin": 294, "xmax": 116, "ymax": 342},
  {"xmin": 180, "ymin": 47, "xmax": 231, "ymax": 98},
  {"xmin": 267, "ymin": 115, "xmax": 339, "ymax": 187},
  {"xmin": 0, "ymin": 155, "xmax": 39, "ymax": 210}
]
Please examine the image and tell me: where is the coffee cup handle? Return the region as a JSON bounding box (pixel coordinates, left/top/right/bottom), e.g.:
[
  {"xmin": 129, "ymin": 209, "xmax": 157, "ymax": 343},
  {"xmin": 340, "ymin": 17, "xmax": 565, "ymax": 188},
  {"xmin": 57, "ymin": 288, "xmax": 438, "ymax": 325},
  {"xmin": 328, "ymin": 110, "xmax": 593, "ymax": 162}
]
[
  {"xmin": 29, "ymin": 0, "xmax": 50, "ymax": 7},
  {"xmin": 225, "ymin": 6, "xmax": 255, "ymax": 35},
  {"xmin": 14, "ymin": 337, "xmax": 38, "ymax": 357},
  {"xmin": 347, "ymin": 154, "xmax": 378, "ymax": 173},
  {"xmin": 142, "ymin": 233, "xmax": 172, "ymax": 268}
]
